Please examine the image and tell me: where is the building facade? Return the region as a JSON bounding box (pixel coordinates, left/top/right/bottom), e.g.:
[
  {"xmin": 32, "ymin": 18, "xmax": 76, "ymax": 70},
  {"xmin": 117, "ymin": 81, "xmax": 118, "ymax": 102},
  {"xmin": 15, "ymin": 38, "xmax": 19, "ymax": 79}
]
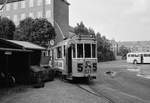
[
  {"xmin": 0, "ymin": 0, "xmax": 70, "ymax": 44},
  {"xmin": 118, "ymin": 41, "xmax": 150, "ymax": 52}
]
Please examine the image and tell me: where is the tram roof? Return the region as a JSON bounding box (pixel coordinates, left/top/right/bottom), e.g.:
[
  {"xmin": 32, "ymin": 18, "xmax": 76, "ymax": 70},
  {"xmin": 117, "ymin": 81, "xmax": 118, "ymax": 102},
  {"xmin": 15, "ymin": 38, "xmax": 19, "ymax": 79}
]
[
  {"xmin": 53, "ymin": 38, "xmax": 73, "ymax": 48},
  {"xmin": 52, "ymin": 34, "xmax": 96, "ymax": 48}
]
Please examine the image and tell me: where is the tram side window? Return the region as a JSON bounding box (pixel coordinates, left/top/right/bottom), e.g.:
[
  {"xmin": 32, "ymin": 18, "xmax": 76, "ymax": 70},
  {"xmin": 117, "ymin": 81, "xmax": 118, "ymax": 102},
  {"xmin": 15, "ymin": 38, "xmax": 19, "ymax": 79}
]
[
  {"xmin": 92, "ymin": 44, "xmax": 96, "ymax": 58},
  {"xmin": 57, "ymin": 46, "xmax": 62, "ymax": 58},
  {"xmin": 85, "ymin": 44, "xmax": 91, "ymax": 58},
  {"xmin": 64, "ymin": 45, "xmax": 66, "ymax": 57},
  {"xmin": 77, "ymin": 44, "xmax": 83, "ymax": 58},
  {"xmin": 72, "ymin": 44, "xmax": 76, "ymax": 58}
]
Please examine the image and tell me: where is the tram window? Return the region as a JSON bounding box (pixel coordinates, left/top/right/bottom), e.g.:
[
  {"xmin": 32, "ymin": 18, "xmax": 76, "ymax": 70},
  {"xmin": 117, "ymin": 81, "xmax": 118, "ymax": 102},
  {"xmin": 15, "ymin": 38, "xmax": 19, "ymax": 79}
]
[
  {"xmin": 72, "ymin": 44, "xmax": 76, "ymax": 58},
  {"xmin": 77, "ymin": 44, "xmax": 83, "ymax": 58},
  {"xmin": 64, "ymin": 45, "xmax": 66, "ymax": 57},
  {"xmin": 92, "ymin": 44, "xmax": 96, "ymax": 58},
  {"xmin": 85, "ymin": 44, "xmax": 91, "ymax": 58},
  {"xmin": 57, "ymin": 46, "xmax": 62, "ymax": 58}
]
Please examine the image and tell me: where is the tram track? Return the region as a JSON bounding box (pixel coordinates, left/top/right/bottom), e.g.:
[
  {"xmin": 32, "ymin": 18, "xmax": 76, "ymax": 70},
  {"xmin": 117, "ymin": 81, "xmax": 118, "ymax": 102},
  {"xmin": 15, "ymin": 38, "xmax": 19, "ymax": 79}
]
[
  {"xmin": 57, "ymin": 77, "xmax": 115, "ymax": 103},
  {"xmin": 76, "ymin": 84, "xmax": 116, "ymax": 103}
]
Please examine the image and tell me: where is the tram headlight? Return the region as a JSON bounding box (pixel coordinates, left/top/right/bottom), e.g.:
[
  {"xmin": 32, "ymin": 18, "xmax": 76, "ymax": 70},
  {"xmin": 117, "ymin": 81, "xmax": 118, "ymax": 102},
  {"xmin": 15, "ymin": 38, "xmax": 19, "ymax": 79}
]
[
  {"xmin": 93, "ymin": 63, "xmax": 97, "ymax": 72},
  {"xmin": 77, "ymin": 63, "xmax": 83, "ymax": 72}
]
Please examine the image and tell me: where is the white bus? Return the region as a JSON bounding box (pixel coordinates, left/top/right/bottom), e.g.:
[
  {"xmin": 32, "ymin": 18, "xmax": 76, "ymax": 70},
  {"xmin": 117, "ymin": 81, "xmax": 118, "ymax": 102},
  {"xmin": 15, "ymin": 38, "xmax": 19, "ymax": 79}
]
[{"xmin": 127, "ymin": 52, "xmax": 150, "ymax": 64}]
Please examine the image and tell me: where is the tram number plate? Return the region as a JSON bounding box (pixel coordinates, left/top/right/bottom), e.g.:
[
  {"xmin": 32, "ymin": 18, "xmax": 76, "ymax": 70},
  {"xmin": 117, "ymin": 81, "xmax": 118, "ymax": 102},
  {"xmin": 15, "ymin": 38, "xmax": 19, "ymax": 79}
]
[{"xmin": 85, "ymin": 69, "xmax": 90, "ymax": 74}]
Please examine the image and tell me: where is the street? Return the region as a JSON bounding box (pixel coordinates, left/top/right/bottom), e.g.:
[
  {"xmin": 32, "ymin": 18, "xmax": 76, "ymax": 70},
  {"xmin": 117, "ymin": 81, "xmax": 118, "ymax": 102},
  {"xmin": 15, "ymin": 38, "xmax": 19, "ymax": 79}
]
[
  {"xmin": 92, "ymin": 60, "xmax": 150, "ymax": 103},
  {"xmin": 1, "ymin": 60, "xmax": 150, "ymax": 103}
]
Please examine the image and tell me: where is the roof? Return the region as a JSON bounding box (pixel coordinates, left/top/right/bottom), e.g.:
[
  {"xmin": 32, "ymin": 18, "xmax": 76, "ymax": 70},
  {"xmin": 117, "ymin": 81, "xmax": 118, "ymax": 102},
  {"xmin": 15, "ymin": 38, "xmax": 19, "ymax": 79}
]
[
  {"xmin": 0, "ymin": 0, "xmax": 23, "ymax": 4},
  {"xmin": 0, "ymin": 47, "xmax": 31, "ymax": 52},
  {"xmin": 62, "ymin": 0, "xmax": 70, "ymax": 5},
  {"xmin": 7, "ymin": 40, "xmax": 45, "ymax": 50}
]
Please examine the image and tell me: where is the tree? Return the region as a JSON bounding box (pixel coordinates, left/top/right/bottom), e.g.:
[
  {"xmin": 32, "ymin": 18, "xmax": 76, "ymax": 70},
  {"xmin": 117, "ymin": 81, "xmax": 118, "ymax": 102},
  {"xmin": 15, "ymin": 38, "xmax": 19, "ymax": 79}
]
[
  {"xmin": 74, "ymin": 22, "xmax": 89, "ymax": 35},
  {"xmin": 74, "ymin": 22, "xmax": 115, "ymax": 62},
  {"xmin": 118, "ymin": 45, "xmax": 131, "ymax": 59},
  {"xmin": 14, "ymin": 18, "xmax": 56, "ymax": 47},
  {"xmin": 96, "ymin": 32, "xmax": 115, "ymax": 62},
  {"xmin": 0, "ymin": 17, "xmax": 16, "ymax": 39}
]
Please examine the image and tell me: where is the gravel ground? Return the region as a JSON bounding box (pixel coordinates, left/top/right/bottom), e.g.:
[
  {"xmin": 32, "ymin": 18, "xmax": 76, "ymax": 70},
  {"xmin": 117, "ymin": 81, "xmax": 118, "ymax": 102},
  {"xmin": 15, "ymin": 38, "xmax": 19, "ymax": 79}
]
[
  {"xmin": 1, "ymin": 60, "xmax": 150, "ymax": 103},
  {"xmin": 92, "ymin": 60, "xmax": 150, "ymax": 103},
  {"xmin": 0, "ymin": 79, "xmax": 108, "ymax": 103}
]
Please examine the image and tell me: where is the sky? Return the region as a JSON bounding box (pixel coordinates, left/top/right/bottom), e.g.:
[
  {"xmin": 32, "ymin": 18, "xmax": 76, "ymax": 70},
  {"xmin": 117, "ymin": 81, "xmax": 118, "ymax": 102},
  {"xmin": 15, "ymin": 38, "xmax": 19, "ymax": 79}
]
[{"xmin": 68, "ymin": 0, "xmax": 150, "ymax": 41}]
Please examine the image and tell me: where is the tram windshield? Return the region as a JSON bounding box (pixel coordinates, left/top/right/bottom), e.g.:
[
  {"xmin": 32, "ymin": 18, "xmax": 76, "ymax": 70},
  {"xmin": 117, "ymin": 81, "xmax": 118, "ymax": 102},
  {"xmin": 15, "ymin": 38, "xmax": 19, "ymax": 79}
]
[
  {"xmin": 85, "ymin": 44, "xmax": 91, "ymax": 58},
  {"xmin": 76, "ymin": 43, "xmax": 96, "ymax": 58},
  {"xmin": 77, "ymin": 44, "xmax": 83, "ymax": 58}
]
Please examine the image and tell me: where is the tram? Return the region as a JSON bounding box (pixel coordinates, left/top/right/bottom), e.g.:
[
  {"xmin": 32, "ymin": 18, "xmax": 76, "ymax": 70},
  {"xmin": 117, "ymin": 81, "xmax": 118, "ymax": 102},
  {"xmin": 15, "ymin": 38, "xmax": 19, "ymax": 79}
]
[{"xmin": 49, "ymin": 34, "xmax": 97, "ymax": 80}]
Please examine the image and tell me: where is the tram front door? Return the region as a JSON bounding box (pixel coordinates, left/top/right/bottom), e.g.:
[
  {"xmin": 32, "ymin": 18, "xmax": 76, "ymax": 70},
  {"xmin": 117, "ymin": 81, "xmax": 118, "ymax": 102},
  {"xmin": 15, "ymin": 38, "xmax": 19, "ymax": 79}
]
[{"xmin": 67, "ymin": 46, "xmax": 72, "ymax": 74}]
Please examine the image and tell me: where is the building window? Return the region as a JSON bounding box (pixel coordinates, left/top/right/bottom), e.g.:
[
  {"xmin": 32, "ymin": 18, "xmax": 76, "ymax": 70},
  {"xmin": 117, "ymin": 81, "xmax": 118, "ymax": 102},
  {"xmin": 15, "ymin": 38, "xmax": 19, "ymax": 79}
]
[
  {"xmin": 37, "ymin": 11, "xmax": 42, "ymax": 18},
  {"xmin": 37, "ymin": 0, "xmax": 42, "ymax": 6},
  {"xmin": 20, "ymin": 13, "xmax": 26, "ymax": 20},
  {"xmin": 45, "ymin": 0, "xmax": 51, "ymax": 5},
  {"xmin": 21, "ymin": 1, "xmax": 26, "ymax": 8},
  {"xmin": 13, "ymin": 2, "xmax": 18, "ymax": 10},
  {"xmin": 6, "ymin": 4, "xmax": 10, "ymax": 11},
  {"xmin": 29, "ymin": 0, "xmax": 34, "ymax": 7},
  {"xmin": 29, "ymin": 12, "xmax": 34, "ymax": 18},
  {"xmin": 46, "ymin": 10, "xmax": 51, "ymax": 18}
]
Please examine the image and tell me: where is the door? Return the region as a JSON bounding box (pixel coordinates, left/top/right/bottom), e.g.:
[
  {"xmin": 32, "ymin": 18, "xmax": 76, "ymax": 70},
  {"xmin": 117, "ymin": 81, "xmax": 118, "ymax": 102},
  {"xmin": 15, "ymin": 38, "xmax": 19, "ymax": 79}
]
[
  {"xmin": 66, "ymin": 46, "xmax": 72, "ymax": 74},
  {"xmin": 141, "ymin": 54, "xmax": 144, "ymax": 63}
]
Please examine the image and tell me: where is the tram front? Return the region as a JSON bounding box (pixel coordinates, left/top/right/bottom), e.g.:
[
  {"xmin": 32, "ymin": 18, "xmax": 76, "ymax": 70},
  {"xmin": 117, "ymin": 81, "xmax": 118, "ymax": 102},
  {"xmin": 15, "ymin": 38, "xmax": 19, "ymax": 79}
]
[{"xmin": 71, "ymin": 37, "xmax": 97, "ymax": 80}]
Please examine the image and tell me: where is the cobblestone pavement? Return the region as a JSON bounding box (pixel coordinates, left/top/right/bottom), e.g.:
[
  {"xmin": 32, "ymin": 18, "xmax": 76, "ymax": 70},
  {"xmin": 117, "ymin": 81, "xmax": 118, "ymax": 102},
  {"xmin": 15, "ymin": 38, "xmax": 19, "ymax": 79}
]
[{"xmin": 0, "ymin": 79, "xmax": 109, "ymax": 103}]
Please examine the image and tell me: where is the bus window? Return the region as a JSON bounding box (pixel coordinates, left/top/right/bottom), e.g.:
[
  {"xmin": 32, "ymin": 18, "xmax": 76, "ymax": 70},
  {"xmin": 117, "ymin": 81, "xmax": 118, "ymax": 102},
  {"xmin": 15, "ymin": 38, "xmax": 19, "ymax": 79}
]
[
  {"xmin": 72, "ymin": 44, "xmax": 76, "ymax": 58},
  {"xmin": 144, "ymin": 54, "xmax": 147, "ymax": 57},
  {"xmin": 85, "ymin": 44, "xmax": 91, "ymax": 58},
  {"xmin": 128, "ymin": 54, "xmax": 130, "ymax": 57},
  {"xmin": 144, "ymin": 54, "xmax": 150, "ymax": 57},
  {"xmin": 77, "ymin": 44, "xmax": 83, "ymax": 58},
  {"xmin": 57, "ymin": 46, "xmax": 62, "ymax": 58},
  {"xmin": 135, "ymin": 54, "xmax": 139, "ymax": 57},
  {"xmin": 92, "ymin": 44, "xmax": 96, "ymax": 58}
]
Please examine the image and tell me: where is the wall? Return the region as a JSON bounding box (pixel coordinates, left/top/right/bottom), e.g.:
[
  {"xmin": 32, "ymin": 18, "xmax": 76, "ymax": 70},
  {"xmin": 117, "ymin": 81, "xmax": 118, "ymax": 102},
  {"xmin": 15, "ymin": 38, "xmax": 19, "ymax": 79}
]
[{"xmin": 54, "ymin": 0, "xmax": 69, "ymax": 44}]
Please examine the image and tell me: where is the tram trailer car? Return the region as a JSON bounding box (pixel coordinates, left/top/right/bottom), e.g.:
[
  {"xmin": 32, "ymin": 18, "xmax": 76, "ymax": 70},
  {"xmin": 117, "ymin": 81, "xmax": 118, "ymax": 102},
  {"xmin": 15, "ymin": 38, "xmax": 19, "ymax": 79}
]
[{"xmin": 49, "ymin": 35, "xmax": 97, "ymax": 80}]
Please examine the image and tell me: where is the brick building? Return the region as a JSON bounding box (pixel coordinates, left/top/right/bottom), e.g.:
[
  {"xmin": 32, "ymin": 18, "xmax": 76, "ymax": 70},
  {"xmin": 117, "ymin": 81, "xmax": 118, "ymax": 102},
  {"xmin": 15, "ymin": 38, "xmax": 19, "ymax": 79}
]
[{"xmin": 0, "ymin": 0, "xmax": 70, "ymax": 44}]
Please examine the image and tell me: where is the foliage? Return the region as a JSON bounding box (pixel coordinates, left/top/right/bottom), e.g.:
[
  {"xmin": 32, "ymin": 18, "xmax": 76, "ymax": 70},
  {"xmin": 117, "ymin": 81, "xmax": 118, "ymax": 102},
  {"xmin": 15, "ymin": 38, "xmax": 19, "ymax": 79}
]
[
  {"xmin": 74, "ymin": 22, "xmax": 95, "ymax": 37},
  {"xmin": 118, "ymin": 45, "xmax": 131, "ymax": 59},
  {"xmin": 74, "ymin": 22, "xmax": 115, "ymax": 62},
  {"xmin": 14, "ymin": 18, "xmax": 56, "ymax": 47},
  {"xmin": 96, "ymin": 33, "xmax": 115, "ymax": 62},
  {"xmin": 0, "ymin": 17, "xmax": 16, "ymax": 40}
]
